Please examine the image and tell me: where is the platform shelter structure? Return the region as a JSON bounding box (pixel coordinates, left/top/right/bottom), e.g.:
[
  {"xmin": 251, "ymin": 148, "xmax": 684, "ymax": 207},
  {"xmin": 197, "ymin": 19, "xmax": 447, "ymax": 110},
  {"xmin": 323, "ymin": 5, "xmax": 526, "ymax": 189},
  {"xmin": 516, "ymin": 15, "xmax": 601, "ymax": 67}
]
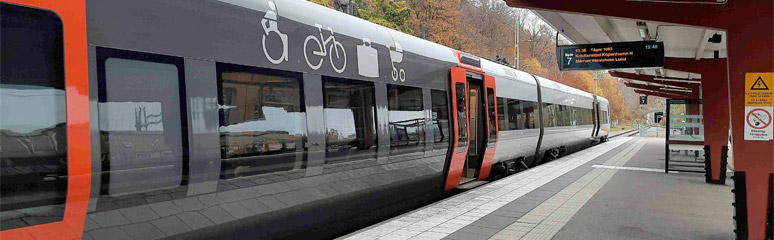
[{"xmin": 503, "ymin": 1, "xmax": 773, "ymax": 239}]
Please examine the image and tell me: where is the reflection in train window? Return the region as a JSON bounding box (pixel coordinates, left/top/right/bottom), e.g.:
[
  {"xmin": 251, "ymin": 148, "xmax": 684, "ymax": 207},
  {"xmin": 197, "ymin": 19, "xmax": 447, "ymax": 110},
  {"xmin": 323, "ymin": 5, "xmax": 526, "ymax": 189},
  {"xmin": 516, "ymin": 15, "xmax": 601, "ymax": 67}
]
[
  {"xmin": 431, "ymin": 90, "xmax": 450, "ymax": 150},
  {"xmin": 388, "ymin": 85, "xmax": 425, "ymax": 156},
  {"xmin": 523, "ymin": 101, "xmax": 538, "ymax": 129},
  {"xmin": 496, "ymin": 97, "xmax": 507, "ymax": 131},
  {"xmin": 0, "ymin": 3, "xmax": 67, "ymax": 229},
  {"xmin": 454, "ymin": 83, "xmax": 468, "ymax": 152},
  {"xmin": 217, "ymin": 64, "xmax": 307, "ymax": 179},
  {"xmin": 323, "ymin": 77, "xmax": 377, "ymax": 164},
  {"xmin": 542, "ymin": 103, "xmax": 556, "ymax": 128},
  {"xmin": 557, "ymin": 105, "xmax": 572, "ymax": 127},
  {"xmin": 98, "ymin": 54, "xmax": 186, "ymax": 196},
  {"xmin": 507, "ymin": 99, "xmax": 522, "ymax": 130},
  {"xmin": 486, "ymin": 88, "xmax": 497, "ymax": 145}
]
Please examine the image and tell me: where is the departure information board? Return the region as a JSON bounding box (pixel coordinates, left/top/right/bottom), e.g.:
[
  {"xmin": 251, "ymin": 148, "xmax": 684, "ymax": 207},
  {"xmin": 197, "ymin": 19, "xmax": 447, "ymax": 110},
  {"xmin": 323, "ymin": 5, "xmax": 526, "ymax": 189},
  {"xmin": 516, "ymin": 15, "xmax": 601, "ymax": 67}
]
[{"xmin": 557, "ymin": 41, "xmax": 664, "ymax": 71}]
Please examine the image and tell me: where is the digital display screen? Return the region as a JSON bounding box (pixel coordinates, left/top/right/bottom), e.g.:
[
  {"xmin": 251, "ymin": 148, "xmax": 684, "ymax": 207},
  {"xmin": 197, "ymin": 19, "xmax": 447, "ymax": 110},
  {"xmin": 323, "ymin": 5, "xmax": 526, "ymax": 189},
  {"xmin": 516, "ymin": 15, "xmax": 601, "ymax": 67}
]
[{"xmin": 556, "ymin": 41, "xmax": 664, "ymax": 71}]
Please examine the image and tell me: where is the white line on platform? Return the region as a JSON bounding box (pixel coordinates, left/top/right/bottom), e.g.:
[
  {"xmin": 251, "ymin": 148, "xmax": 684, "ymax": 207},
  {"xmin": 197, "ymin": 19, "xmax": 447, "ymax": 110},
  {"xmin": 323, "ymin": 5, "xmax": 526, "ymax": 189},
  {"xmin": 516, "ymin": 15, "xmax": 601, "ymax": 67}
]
[{"xmin": 591, "ymin": 165, "xmax": 675, "ymax": 173}]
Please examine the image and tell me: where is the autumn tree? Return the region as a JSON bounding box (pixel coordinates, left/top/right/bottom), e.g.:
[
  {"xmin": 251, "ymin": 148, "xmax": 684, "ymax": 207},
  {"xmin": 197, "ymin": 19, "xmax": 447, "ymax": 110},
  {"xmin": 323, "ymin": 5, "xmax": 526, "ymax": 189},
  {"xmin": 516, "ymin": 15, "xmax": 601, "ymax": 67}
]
[
  {"xmin": 358, "ymin": 0, "xmax": 414, "ymax": 34},
  {"xmin": 308, "ymin": 0, "xmax": 415, "ymax": 35},
  {"xmin": 405, "ymin": 0, "xmax": 465, "ymax": 49}
]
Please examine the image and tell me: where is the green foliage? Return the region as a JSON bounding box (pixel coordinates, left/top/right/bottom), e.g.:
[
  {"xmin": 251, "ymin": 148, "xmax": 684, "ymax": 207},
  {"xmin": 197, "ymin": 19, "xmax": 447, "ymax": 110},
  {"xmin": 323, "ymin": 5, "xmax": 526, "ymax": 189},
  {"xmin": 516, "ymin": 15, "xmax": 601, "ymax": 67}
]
[{"xmin": 357, "ymin": 0, "xmax": 414, "ymax": 35}]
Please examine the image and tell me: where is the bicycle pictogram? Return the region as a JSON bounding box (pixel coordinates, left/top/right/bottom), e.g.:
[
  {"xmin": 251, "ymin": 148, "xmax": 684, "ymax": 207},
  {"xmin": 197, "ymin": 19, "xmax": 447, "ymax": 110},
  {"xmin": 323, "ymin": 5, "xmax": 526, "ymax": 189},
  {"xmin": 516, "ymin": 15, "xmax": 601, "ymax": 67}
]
[
  {"xmin": 261, "ymin": 0, "xmax": 288, "ymax": 65},
  {"xmin": 304, "ymin": 24, "xmax": 347, "ymax": 73}
]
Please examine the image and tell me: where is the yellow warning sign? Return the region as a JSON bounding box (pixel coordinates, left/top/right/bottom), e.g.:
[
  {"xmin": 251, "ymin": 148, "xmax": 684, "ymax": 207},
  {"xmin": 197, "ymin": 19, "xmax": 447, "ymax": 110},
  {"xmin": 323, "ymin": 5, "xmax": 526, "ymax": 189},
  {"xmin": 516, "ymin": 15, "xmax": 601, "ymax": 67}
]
[{"xmin": 745, "ymin": 73, "xmax": 774, "ymax": 106}]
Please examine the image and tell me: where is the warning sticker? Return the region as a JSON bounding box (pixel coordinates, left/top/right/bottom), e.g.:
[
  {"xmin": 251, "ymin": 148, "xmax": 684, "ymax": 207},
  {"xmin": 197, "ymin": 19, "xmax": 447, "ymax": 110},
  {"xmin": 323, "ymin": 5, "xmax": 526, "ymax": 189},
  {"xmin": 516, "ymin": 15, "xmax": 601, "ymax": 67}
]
[
  {"xmin": 744, "ymin": 106, "xmax": 773, "ymax": 141},
  {"xmin": 745, "ymin": 73, "xmax": 774, "ymax": 106}
]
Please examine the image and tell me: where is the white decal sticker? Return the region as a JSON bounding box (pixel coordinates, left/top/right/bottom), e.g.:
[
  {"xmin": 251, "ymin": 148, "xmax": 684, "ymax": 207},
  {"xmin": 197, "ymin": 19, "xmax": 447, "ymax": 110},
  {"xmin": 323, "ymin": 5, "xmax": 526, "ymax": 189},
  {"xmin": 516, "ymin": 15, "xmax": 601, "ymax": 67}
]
[
  {"xmin": 304, "ymin": 24, "xmax": 347, "ymax": 73},
  {"xmin": 357, "ymin": 38, "xmax": 379, "ymax": 78},
  {"xmin": 261, "ymin": 0, "xmax": 288, "ymax": 64},
  {"xmin": 389, "ymin": 41, "xmax": 405, "ymax": 82}
]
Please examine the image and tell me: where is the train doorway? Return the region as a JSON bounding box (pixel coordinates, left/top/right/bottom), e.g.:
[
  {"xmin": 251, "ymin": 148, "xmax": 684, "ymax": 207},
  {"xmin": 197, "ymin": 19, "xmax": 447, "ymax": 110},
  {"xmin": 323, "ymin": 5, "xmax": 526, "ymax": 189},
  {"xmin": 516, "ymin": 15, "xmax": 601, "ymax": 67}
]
[{"xmin": 462, "ymin": 76, "xmax": 486, "ymax": 183}]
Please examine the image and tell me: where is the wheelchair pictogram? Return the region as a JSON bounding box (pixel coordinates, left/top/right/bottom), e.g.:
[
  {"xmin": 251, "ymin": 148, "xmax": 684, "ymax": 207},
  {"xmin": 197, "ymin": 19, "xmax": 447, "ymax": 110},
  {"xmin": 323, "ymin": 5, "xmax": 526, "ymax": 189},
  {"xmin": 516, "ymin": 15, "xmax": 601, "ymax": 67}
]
[
  {"xmin": 304, "ymin": 24, "xmax": 347, "ymax": 73},
  {"xmin": 261, "ymin": 0, "xmax": 288, "ymax": 65}
]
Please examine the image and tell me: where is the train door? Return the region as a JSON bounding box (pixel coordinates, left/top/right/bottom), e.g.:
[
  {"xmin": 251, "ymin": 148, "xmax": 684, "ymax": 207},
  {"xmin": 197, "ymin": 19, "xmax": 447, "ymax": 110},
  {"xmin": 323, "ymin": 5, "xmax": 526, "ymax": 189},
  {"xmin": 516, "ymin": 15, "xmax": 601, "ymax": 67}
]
[
  {"xmin": 444, "ymin": 67, "xmax": 497, "ymax": 190},
  {"xmin": 591, "ymin": 95, "xmax": 600, "ymax": 139},
  {"xmin": 0, "ymin": 1, "xmax": 91, "ymax": 239},
  {"xmin": 594, "ymin": 101, "xmax": 602, "ymax": 138},
  {"xmin": 444, "ymin": 67, "xmax": 470, "ymax": 190}
]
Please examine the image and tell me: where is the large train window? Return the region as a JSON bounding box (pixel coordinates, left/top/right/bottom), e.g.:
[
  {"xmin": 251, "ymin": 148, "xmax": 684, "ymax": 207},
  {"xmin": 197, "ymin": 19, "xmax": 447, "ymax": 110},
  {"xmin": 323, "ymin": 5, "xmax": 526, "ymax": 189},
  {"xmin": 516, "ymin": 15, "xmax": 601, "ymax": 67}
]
[
  {"xmin": 431, "ymin": 90, "xmax": 450, "ymax": 150},
  {"xmin": 496, "ymin": 97, "xmax": 507, "ymax": 131},
  {"xmin": 486, "ymin": 89, "xmax": 497, "ymax": 144},
  {"xmin": 0, "ymin": 2, "xmax": 67, "ymax": 229},
  {"xmin": 454, "ymin": 83, "xmax": 468, "ymax": 153},
  {"xmin": 96, "ymin": 49, "xmax": 187, "ymax": 196},
  {"xmin": 217, "ymin": 63, "xmax": 306, "ymax": 179},
  {"xmin": 388, "ymin": 84, "xmax": 425, "ymax": 157},
  {"xmin": 323, "ymin": 77, "xmax": 377, "ymax": 164}
]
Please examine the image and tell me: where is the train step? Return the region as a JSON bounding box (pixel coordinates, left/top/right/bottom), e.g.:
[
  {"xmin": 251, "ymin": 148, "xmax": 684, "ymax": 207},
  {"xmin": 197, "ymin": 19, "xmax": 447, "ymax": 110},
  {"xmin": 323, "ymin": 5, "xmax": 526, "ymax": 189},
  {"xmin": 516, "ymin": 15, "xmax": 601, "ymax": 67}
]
[{"xmin": 456, "ymin": 180, "xmax": 489, "ymax": 190}]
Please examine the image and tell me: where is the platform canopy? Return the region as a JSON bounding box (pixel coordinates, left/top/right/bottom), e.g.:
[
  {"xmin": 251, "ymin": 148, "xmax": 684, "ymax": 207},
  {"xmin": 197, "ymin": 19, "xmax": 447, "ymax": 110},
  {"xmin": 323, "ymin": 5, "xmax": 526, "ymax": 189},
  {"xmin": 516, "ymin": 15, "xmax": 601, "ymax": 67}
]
[{"xmin": 534, "ymin": 10, "xmax": 727, "ymax": 99}]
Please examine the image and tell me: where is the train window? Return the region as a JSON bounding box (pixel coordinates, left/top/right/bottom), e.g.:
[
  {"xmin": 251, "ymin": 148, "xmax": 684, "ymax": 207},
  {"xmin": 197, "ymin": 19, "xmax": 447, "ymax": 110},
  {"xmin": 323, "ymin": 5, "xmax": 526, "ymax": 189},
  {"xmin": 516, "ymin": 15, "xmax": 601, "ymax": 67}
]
[
  {"xmin": 496, "ymin": 97, "xmax": 508, "ymax": 131},
  {"xmin": 323, "ymin": 77, "xmax": 377, "ymax": 163},
  {"xmin": 431, "ymin": 90, "xmax": 450, "ymax": 150},
  {"xmin": 97, "ymin": 49, "xmax": 187, "ymax": 196},
  {"xmin": 542, "ymin": 103, "xmax": 556, "ymax": 128},
  {"xmin": 507, "ymin": 99, "xmax": 523, "ymax": 130},
  {"xmin": 0, "ymin": 3, "xmax": 67, "ymax": 229},
  {"xmin": 576, "ymin": 108, "xmax": 594, "ymax": 125},
  {"xmin": 486, "ymin": 89, "xmax": 497, "ymax": 144},
  {"xmin": 217, "ymin": 63, "xmax": 306, "ymax": 179},
  {"xmin": 523, "ymin": 101, "xmax": 538, "ymax": 129},
  {"xmin": 454, "ymin": 83, "xmax": 468, "ymax": 153},
  {"xmin": 557, "ymin": 105, "xmax": 572, "ymax": 127},
  {"xmin": 388, "ymin": 85, "xmax": 425, "ymax": 156}
]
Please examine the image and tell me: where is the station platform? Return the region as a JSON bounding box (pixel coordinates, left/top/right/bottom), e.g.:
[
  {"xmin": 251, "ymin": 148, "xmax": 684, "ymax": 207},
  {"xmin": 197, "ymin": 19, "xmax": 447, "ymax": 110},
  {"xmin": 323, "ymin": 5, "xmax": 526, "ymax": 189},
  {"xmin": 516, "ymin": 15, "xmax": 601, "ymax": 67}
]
[{"xmin": 340, "ymin": 136, "xmax": 733, "ymax": 240}]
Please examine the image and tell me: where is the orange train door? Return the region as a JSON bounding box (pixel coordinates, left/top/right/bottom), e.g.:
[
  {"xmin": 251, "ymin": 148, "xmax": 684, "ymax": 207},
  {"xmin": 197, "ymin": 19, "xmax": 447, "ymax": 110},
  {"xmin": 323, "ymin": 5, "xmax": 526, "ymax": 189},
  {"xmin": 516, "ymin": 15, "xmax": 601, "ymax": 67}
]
[
  {"xmin": 444, "ymin": 67, "xmax": 499, "ymax": 190},
  {"xmin": 445, "ymin": 67, "xmax": 470, "ymax": 190},
  {"xmin": 0, "ymin": 1, "xmax": 91, "ymax": 240},
  {"xmin": 478, "ymin": 75, "xmax": 498, "ymax": 180}
]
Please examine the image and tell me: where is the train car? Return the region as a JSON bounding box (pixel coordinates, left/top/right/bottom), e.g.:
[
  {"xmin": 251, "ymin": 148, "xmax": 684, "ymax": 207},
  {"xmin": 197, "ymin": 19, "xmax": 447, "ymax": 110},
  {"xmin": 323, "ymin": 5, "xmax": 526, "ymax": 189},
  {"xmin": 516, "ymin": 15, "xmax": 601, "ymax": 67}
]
[{"xmin": 0, "ymin": 0, "xmax": 611, "ymax": 239}]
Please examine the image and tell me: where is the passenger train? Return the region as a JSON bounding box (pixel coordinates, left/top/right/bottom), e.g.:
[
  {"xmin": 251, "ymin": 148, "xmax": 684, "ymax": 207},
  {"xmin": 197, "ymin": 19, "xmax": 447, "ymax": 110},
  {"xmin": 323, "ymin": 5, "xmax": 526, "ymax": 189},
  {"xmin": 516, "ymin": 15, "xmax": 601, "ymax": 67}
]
[{"xmin": 0, "ymin": 0, "xmax": 610, "ymax": 239}]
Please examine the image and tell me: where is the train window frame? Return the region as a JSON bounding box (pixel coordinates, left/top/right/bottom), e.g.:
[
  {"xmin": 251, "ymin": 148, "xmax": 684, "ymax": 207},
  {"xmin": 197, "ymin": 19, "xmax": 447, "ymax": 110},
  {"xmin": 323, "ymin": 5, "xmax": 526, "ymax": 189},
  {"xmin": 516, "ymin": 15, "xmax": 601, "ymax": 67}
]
[
  {"xmin": 215, "ymin": 63, "xmax": 308, "ymax": 179},
  {"xmin": 1, "ymin": 2, "xmax": 68, "ymax": 229},
  {"xmin": 95, "ymin": 47, "xmax": 190, "ymax": 198}
]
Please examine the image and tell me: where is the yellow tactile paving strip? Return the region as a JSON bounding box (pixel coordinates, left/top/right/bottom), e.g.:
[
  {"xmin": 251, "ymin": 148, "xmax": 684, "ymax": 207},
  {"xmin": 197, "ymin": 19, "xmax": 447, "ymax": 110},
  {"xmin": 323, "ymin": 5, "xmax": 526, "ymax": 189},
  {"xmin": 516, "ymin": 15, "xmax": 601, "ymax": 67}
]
[{"xmin": 489, "ymin": 139, "xmax": 647, "ymax": 240}]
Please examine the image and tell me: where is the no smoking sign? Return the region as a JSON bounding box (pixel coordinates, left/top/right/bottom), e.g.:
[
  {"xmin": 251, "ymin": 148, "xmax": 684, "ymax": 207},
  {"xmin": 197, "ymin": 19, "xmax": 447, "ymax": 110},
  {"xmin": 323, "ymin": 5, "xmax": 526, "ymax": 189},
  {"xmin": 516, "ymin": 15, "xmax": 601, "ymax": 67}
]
[{"xmin": 744, "ymin": 106, "xmax": 774, "ymax": 141}]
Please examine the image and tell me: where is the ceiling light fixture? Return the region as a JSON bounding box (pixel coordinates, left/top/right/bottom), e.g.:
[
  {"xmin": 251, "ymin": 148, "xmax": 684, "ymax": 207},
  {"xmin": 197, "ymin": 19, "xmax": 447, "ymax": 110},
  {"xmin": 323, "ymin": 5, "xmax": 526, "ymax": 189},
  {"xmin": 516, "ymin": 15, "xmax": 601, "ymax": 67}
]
[
  {"xmin": 636, "ymin": 22, "xmax": 651, "ymax": 40},
  {"xmin": 654, "ymin": 77, "xmax": 702, "ymax": 84}
]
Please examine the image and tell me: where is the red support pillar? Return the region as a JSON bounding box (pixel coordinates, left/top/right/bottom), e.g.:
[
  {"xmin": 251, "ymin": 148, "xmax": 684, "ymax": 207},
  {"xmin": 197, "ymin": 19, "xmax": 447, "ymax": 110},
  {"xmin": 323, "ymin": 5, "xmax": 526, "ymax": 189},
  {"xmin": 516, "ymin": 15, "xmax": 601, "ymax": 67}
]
[
  {"xmin": 503, "ymin": 1, "xmax": 773, "ymax": 238},
  {"xmin": 665, "ymin": 58, "xmax": 731, "ymax": 184}
]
